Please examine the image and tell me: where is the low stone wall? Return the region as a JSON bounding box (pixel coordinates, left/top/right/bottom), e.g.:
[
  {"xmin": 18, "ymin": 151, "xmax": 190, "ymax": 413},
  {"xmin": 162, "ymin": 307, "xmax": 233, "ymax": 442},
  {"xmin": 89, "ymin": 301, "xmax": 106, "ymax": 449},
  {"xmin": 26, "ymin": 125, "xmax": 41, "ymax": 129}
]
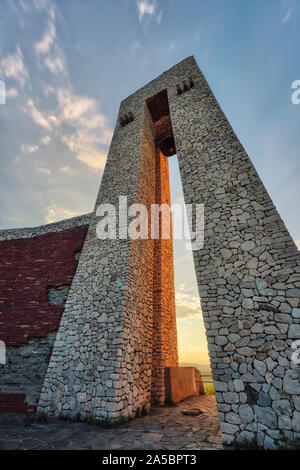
[
  {"xmin": 0, "ymin": 215, "xmax": 90, "ymax": 412},
  {"xmin": 165, "ymin": 367, "xmax": 200, "ymax": 404},
  {"xmin": 0, "ymin": 213, "xmax": 91, "ymax": 240}
]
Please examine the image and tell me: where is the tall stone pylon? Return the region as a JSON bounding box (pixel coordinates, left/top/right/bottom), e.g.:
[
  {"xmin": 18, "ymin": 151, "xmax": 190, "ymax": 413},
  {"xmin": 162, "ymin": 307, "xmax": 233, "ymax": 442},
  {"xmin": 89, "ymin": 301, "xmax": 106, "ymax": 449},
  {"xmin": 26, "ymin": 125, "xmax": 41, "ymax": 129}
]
[{"xmin": 38, "ymin": 57, "xmax": 300, "ymax": 448}]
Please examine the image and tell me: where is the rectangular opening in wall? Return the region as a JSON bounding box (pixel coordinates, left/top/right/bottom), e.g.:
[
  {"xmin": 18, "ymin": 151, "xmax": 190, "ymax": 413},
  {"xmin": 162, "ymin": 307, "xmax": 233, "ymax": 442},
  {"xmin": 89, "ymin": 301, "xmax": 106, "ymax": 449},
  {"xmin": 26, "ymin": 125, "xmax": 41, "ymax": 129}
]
[
  {"xmin": 146, "ymin": 88, "xmax": 215, "ymax": 400},
  {"xmin": 168, "ymin": 153, "xmax": 215, "ymax": 396}
]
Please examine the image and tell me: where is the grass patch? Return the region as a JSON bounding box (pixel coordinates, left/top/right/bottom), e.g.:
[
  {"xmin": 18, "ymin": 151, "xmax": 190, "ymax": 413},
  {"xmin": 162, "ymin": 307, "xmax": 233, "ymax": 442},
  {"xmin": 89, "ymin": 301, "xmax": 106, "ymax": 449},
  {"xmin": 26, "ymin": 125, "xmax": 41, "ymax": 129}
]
[
  {"xmin": 84, "ymin": 413, "xmax": 131, "ymax": 428},
  {"xmin": 231, "ymin": 436, "xmax": 263, "ymax": 450},
  {"xmin": 203, "ymin": 383, "xmax": 215, "ymax": 395},
  {"xmin": 135, "ymin": 404, "xmax": 148, "ymax": 418},
  {"xmin": 230, "ymin": 431, "xmax": 300, "ymax": 450},
  {"xmin": 274, "ymin": 431, "xmax": 300, "ymax": 450},
  {"xmin": 36, "ymin": 412, "xmax": 49, "ymax": 423}
]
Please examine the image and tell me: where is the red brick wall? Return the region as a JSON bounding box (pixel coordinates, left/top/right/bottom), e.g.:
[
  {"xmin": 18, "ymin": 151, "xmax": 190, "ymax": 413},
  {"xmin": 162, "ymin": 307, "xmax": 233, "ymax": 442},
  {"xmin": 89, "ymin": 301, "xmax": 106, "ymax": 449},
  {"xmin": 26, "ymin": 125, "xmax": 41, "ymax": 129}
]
[
  {"xmin": 0, "ymin": 225, "xmax": 88, "ymax": 412},
  {"xmin": 0, "ymin": 393, "xmax": 36, "ymax": 413},
  {"xmin": 0, "ymin": 226, "xmax": 88, "ymax": 347}
]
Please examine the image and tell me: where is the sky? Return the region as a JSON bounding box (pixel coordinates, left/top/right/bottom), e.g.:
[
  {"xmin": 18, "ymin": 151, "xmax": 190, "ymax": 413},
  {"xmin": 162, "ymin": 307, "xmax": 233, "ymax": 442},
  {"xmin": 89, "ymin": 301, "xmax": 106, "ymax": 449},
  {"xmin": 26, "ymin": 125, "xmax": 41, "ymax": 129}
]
[{"xmin": 0, "ymin": 0, "xmax": 299, "ymax": 368}]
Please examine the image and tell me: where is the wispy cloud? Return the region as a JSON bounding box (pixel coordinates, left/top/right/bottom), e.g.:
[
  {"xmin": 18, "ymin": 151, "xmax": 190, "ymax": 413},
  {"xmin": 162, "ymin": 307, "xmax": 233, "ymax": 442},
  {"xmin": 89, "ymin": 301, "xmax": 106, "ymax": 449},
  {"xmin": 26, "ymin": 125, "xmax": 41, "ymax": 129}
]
[
  {"xmin": 33, "ymin": 4, "xmax": 66, "ymax": 78},
  {"xmin": 25, "ymin": 86, "xmax": 112, "ymax": 171},
  {"xmin": 26, "ymin": 99, "xmax": 53, "ymax": 131},
  {"xmin": 23, "ymin": 4, "xmax": 113, "ymax": 173},
  {"xmin": 34, "ymin": 20, "xmax": 56, "ymax": 56},
  {"xmin": 57, "ymin": 88, "xmax": 112, "ymax": 170},
  {"xmin": 175, "ymin": 287, "xmax": 202, "ymax": 319},
  {"xmin": 33, "ymin": 0, "xmax": 55, "ymax": 20},
  {"xmin": 40, "ymin": 135, "xmax": 51, "ymax": 145},
  {"xmin": 129, "ymin": 40, "xmax": 140, "ymax": 55},
  {"xmin": 56, "ymin": 89, "xmax": 109, "ymax": 132},
  {"xmin": 43, "ymin": 55, "xmax": 64, "ymax": 74},
  {"xmin": 282, "ymin": 7, "xmax": 292, "ymax": 23},
  {"xmin": 61, "ymin": 131, "xmax": 108, "ymax": 171},
  {"xmin": 281, "ymin": 0, "xmax": 295, "ymax": 24},
  {"xmin": 0, "ymin": 45, "xmax": 28, "ymax": 88},
  {"xmin": 38, "ymin": 167, "xmax": 51, "ymax": 175},
  {"xmin": 45, "ymin": 204, "xmax": 81, "ymax": 224},
  {"xmin": 60, "ymin": 166, "xmax": 73, "ymax": 175},
  {"xmin": 6, "ymin": 87, "xmax": 19, "ymax": 98},
  {"xmin": 156, "ymin": 9, "xmax": 162, "ymax": 25},
  {"xmin": 21, "ymin": 144, "xmax": 39, "ymax": 153},
  {"xmin": 136, "ymin": 0, "xmax": 162, "ymax": 24}
]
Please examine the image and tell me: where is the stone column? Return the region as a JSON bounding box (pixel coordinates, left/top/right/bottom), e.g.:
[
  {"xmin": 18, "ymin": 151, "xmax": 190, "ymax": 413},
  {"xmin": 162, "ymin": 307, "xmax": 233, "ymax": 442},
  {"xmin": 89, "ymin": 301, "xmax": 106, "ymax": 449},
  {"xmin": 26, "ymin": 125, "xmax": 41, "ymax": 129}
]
[
  {"xmin": 168, "ymin": 58, "xmax": 300, "ymax": 448},
  {"xmin": 38, "ymin": 87, "xmax": 178, "ymax": 420},
  {"xmin": 37, "ymin": 97, "xmax": 158, "ymax": 420},
  {"xmin": 151, "ymin": 147, "xmax": 178, "ymax": 405}
]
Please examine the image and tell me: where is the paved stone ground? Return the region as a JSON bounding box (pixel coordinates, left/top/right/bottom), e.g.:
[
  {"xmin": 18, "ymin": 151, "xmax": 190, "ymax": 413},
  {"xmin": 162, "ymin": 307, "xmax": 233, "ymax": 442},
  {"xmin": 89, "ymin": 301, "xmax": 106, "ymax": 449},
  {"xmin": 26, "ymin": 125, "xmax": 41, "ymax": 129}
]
[{"xmin": 0, "ymin": 396, "xmax": 222, "ymax": 450}]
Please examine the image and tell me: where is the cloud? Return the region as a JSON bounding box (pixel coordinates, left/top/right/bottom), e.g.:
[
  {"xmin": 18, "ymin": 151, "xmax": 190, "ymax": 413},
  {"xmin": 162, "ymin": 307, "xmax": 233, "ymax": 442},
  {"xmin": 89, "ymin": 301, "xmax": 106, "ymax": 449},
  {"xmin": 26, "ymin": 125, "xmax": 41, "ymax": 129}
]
[
  {"xmin": 21, "ymin": 144, "xmax": 39, "ymax": 153},
  {"xmin": 281, "ymin": 0, "xmax": 295, "ymax": 24},
  {"xmin": 44, "ymin": 85, "xmax": 55, "ymax": 96},
  {"xmin": 169, "ymin": 41, "xmax": 175, "ymax": 51},
  {"xmin": 25, "ymin": 89, "xmax": 112, "ymax": 170},
  {"xmin": 1, "ymin": 0, "xmax": 113, "ymax": 229},
  {"xmin": 136, "ymin": 0, "xmax": 162, "ymax": 24},
  {"xmin": 33, "ymin": 0, "xmax": 55, "ymax": 20},
  {"xmin": 0, "ymin": 45, "xmax": 28, "ymax": 88},
  {"xmin": 56, "ymin": 88, "xmax": 112, "ymax": 169},
  {"xmin": 45, "ymin": 204, "xmax": 81, "ymax": 224},
  {"xmin": 175, "ymin": 290, "xmax": 202, "ymax": 319},
  {"xmin": 76, "ymin": 151, "xmax": 108, "ymax": 171},
  {"xmin": 43, "ymin": 55, "xmax": 64, "ymax": 74},
  {"xmin": 178, "ymin": 283, "xmax": 194, "ymax": 293},
  {"xmin": 25, "ymin": 86, "xmax": 112, "ymax": 172},
  {"xmin": 34, "ymin": 20, "xmax": 56, "ymax": 56},
  {"xmin": 61, "ymin": 131, "xmax": 108, "ymax": 171},
  {"xmin": 137, "ymin": 0, "xmax": 155, "ymax": 21},
  {"xmin": 156, "ymin": 10, "xmax": 162, "ymax": 25},
  {"xmin": 21, "ymin": 0, "xmax": 112, "ymax": 174},
  {"xmin": 38, "ymin": 167, "xmax": 51, "ymax": 175},
  {"xmin": 32, "ymin": 1, "xmax": 68, "ymax": 82},
  {"xmin": 6, "ymin": 87, "xmax": 19, "ymax": 98},
  {"xmin": 40, "ymin": 135, "xmax": 51, "ymax": 145},
  {"xmin": 282, "ymin": 7, "xmax": 292, "ymax": 23},
  {"xmin": 31, "ymin": 2, "xmax": 112, "ymax": 172},
  {"xmin": 295, "ymin": 240, "xmax": 300, "ymax": 250},
  {"xmin": 57, "ymin": 89, "xmax": 98, "ymax": 125},
  {"xmin": 129, "ymin": 40, "xmax": 140, "ymax": 55},
  {"xmin": 26, "ymin": 99, "xmax": 53, "ymax": 131},
  {"xmin": 60, "ymin": 166, "xmax": 73, "ymax": 175}
]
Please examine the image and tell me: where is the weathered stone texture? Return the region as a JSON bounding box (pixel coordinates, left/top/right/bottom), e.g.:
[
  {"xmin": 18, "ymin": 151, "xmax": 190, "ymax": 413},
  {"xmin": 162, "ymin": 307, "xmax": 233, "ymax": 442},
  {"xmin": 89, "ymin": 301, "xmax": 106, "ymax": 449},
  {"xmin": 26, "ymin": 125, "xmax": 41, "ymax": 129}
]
[
  {"xmin": 0, "ymin": 332, "xmax": 56, "ymax": 411},
  {"xmin": 167, "ymin": 57, "xmax": 300, "ymax": 448},
  {"xmin": 0, "ymin": 213, "xmax": 91, "ymax": 240},
  {"xmin": 37, "ymin": 91, "xmax": 178, "ymax": 421},
  {"xmin": 36, "ymin": 56, "xmax": 300, "ymax": 448}
]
